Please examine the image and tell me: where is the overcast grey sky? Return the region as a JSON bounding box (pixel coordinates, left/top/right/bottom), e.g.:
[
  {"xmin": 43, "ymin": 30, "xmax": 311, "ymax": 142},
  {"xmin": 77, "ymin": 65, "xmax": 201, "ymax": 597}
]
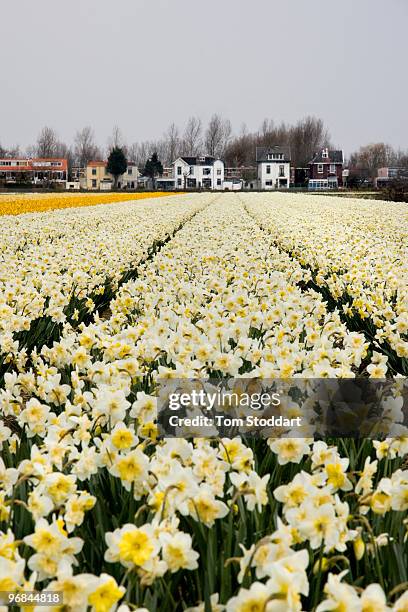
[{"xmin": 1, "ymin": 0, "xmax": 407, "ymax": 155}]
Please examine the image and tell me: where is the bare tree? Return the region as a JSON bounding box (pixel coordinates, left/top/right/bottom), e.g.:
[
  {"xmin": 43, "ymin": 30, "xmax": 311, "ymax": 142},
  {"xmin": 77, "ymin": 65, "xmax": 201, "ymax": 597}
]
[
  {"xmin": 74, "ymin": 127, "xmax": 100, "ymax": 167},
  {"xmin": 127, "ymin": 143, "xmax": 141, "ymax": 165},
  {"xmin": 183, "ymin": 116, "xmax": 202, "ymax": 156},
  {"xmin": 289, "ymin": 116, "xmax": 331, "ymax": 167},
  {"xmin": 0, "ymin": 143, "xmax": 20, "ymax": 158},
  {"xmin": 36, "ymin": 126, "xmax": 58, "ymax": 157},
  {"xmin": 54, "ymin": 141, "xmax": 75, "ymax": 175},
  {"xmin": 205, "ymin": 114, "xmax": 223, "ymax": 157},
  {"xmin": 224, "ymin": 133, "xmax": 255, "ymax": 167},
  {"xmin": 396, "ymin": 150, "xmax": 408, "ymax": 168},
  {"xmin": 224, "ymin": 115, "xmax": 332, "ymax": 168},
  {"xmin": 259, "ymin": 118, "xmax": 274, "ymax": 140},
  {"xmin": 128, "ymin": 140, "xmax": 167, "ymax": 171},
  {"xmin": 108, "ymin": 126, "xmax": 127, "ymax": 155},
  {"xmin": 8, "ymin": 145, "xmax": 21, "ymax": 157},
  {"xmin": 349, "ymin": 143, "xmax": 395, "ymax": 179},
  {"xmin": 223, "ymin": 119, "xmax": 232, "ymax": 152},
  {"xmin": 205, "ymin": 114, "xmax": 232, "ymax": 158},
  {"xmin": 164, "ymin": 123, "xmax": 180, "ymax": 165}
]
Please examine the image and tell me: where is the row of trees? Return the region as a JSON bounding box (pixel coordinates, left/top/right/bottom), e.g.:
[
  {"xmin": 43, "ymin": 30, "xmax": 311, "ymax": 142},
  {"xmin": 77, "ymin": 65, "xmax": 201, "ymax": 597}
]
[
  {"xmin": 2, "ymin": 118, "xmax": 408, "ymax": 184},
  {"xmin": 124, "ymin": 116, "xmax": 331, "ymax": 169},
  {"xmin": 348, "ymin": 142, "xmax": 408, "ymax": 186},
  {"xmin": 0, "ymin": 117, "xmax": 230, "ymax": 170},
  {"xmin": 0, "ymin": 115, "xmax": 330, "ymax": 171},
  {"xmin": 0, "ymin": 126, "xmax": 102, "ymax": 171}
]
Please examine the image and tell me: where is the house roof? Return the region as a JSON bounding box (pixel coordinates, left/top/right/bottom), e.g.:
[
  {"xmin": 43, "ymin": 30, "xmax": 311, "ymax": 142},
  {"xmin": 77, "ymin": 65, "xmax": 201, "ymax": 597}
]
[
  {"xmin": 256, "ymin": 146, "xmax": 291, "ymax": 162},
  {"xmin": 88, "ymin": 160, "xmax": 107, "ymax": 167},
  {"xmin": 310, "ymin": 149, "xmax": 344, "ymax": 164},
  {"xmin": 177, "ymin": 156, "xmax": 218, "ymax": 166}
]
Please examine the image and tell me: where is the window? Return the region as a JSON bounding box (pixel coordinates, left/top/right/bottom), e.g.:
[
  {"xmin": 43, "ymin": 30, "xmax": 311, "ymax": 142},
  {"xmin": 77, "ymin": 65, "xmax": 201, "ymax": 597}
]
[
  {"xmin": 177, "ymin": 178, "xmax": 182, "ymax": 186},
  {"xmin": 203, "ymin": 168, "xmax": 211, "ymax": 176},
  {"xmin": 266, "ymin": 165, "xmax": 271, "ymax": 174},
  {"xmin": 217, "ymin": 178, "xmax": 222, "ymax": 186},
  {"xmin": 92, "ymin": 179, "xmax": 97, "ymax": 188},
  {"xmin": 92, "ymin": 168, "xmax": 97, "ymax": 176},
  {"xmin": 317, "ymin": 164, "xmax": 324, "ymax": 174},
  {"xmin": 177, "ymin": 166, "xmax": 182, "ymax": 175},
  {"xmin": 190, "ymin": 166, "xmax": 194, "ymax": 176},
  {"xmin": 279, "ymin": 165, "xmax": 285, "ymax": 177},
  {"xmin": 128, "ymin": 168, "xmax": 132, "ymax": 175},
  {"xmin": 322, "ymin": 149, "xmax": 329, "ymax": 159},
  {"xmin": 0, "ymin": 161, "xmax": 12, "ymax": 166},
  {"xmin": 217, "ymin": 168, "xmax": 222, "ymax": 175},
  {"xmin": 329, "ymin": 164, "xmax": 336, "ymax": 174},
  {"xmin": 265, "ymin": 180, "xmax": 273, "ymax": 186}
]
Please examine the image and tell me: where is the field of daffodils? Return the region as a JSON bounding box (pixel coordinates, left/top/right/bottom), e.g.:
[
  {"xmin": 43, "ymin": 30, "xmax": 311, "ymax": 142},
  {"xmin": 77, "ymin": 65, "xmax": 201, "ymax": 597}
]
[{"xmin": 0, "ymin": 192, "xmax": 407, "ymax": 611}]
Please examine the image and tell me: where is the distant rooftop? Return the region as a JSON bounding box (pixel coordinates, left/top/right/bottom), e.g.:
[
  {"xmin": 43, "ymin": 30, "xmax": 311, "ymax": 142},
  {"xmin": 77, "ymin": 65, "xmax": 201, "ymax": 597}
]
[
  {"xmin": 177, "ymin": 156, "xmax": 218, "ymax": 166},
  {"xmin": 88, "ymin": 160, "xmax": 107, "ymax": 167},
  {"xmin": 256, "ymin": 146, "xmax": 291, "ymax": 162},
  {"xmin": 310, "ymin": 149, "xmax": 344, "ymax": 164}
]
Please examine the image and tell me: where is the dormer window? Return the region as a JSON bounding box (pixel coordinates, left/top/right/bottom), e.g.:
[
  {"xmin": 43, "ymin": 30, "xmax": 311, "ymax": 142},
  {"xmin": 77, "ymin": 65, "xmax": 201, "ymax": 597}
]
[{"xmin": 322, "ymin": 149, "xmax": 329, "ymax": 159}]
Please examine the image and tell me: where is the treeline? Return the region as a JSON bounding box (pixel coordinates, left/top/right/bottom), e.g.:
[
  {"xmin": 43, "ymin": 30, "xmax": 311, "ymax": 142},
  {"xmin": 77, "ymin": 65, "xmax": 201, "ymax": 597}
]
[
  {"xmin": 0, "ymin": 116, "xmax": 330, "ymax": 169},
  {"xmin": 348, "ymin": 143, "xmax": 408, "ymax": 185},
  {"xmin": 1, "ymin": 117, "xmax": 408, "ymax": 178}
]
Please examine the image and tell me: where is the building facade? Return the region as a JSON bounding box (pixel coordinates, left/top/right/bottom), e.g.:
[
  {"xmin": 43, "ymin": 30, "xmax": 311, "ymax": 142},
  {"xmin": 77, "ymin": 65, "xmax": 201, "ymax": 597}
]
[
  {"xmin": 308, "ymin": 148, "xmax": 344, "ymax": 190},
  {"xmin": 0, "ymin": 158, "xmax": 68, "ymax": 185},
  {"xmin": 86, "ymin": 161, "xmax": 113, "ymax": 190},
  {"xmin": 256, "ymin": 146, "xmax": 291, "ymax": 189},
  {"xmin": 224, "ymin": 166, "xmax": 257, "ymax": 180},
  {"xmin": 120, "ymin": 163, "xmax": 139, "ymax": 189},
  {"xmin": 376, "ymin": 167, "xmax": 408, "ymax": 188},
  {"xmin": 173, "ymin": 156, "xmax": 225, "ymax": 190},
  {"xmin": 86, "ymin": 161, "xmax": 139, "ymax": 190}
]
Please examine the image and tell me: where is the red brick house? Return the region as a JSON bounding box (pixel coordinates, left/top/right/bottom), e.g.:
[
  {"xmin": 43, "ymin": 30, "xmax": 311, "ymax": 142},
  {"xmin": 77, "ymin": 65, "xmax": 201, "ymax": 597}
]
[{"xmin": 308, "ymin": 148, "xmax": 344, "ymax": 190}]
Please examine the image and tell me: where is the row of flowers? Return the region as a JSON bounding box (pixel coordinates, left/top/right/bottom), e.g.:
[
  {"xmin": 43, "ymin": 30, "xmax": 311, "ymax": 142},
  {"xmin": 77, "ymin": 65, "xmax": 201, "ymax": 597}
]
[
  {"xmin": 0, "ymin": 194, "xmax": 407, "ymax": 610},
  {"xmin": 0, "ymin": 194, "xmax": 210, "ymax": 365},
  {"xmin": 243, "ymin": 193, "xmax": 408, "ymax": 374}
]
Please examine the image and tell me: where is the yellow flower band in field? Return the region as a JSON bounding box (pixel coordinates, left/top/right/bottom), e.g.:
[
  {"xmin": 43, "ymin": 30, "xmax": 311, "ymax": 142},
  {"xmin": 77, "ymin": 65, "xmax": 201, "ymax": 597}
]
[{"xmin": 0, "ymin": 191, "xmax": 176, "ymax": 216}]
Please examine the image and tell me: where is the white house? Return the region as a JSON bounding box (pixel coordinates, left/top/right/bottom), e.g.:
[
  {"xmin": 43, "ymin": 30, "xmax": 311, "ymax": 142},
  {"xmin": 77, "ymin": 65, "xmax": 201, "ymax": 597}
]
[
  {"xmin": 118, "ymin": 163, "xmax": 139, "ymax": 190},
  {"xmin": 256, "ymin": 146, "xmax": 291, "ymax": 189},
  {"xmin": 173, "ymin": 156, "xmax": 225, "ymax": 190}
]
